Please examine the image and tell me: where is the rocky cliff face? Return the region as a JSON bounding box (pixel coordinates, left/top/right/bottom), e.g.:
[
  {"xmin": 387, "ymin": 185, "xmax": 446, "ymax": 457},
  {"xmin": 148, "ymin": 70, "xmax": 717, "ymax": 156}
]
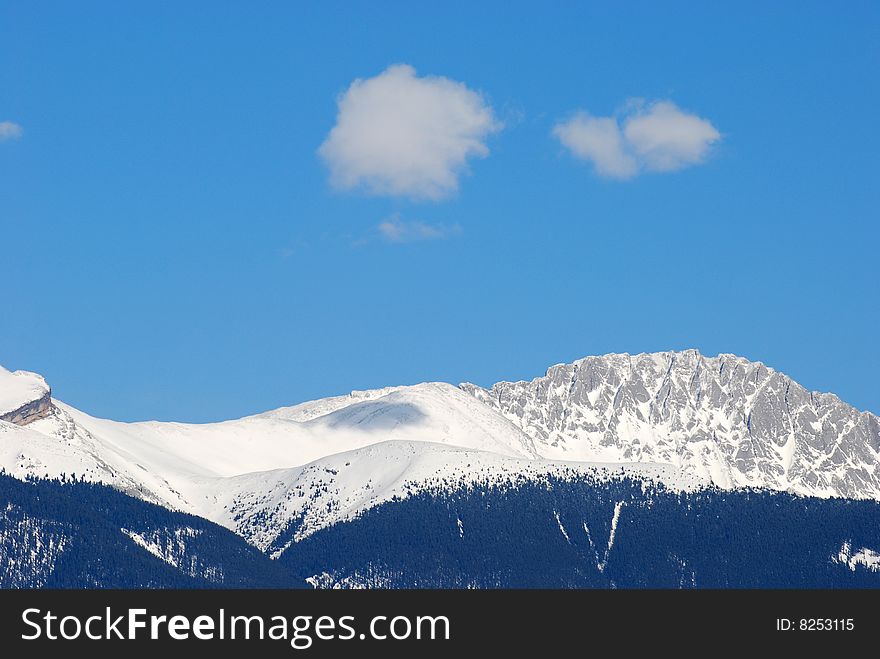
[
  {"xmin": 0, "ymin": 390, "xmax": 54, "ymax": 426},
  {"xmin": 462, "ymin": 350, "xmax": 880, "ymax": 500}
]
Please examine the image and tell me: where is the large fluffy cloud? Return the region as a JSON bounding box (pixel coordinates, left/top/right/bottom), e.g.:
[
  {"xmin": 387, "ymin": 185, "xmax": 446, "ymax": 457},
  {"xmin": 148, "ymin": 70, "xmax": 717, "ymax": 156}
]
[
  {"xmin": 553, "ymin": 101, "xmax": 720, "ymax": 179},
  {"xmin": 0, "ymin": 121, "xmax": 23, "ymax": 142},
  {"xmin": 319, "ymin": 64, "xmax": 500, "ymax": 200}
]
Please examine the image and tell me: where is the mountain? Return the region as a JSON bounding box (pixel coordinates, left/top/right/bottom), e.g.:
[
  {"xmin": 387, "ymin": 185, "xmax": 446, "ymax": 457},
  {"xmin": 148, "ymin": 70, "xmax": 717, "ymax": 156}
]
[
  {"xmin": 213, "ymin": 442, "xmax": 691, "ymax": 555},
  {"xmin": 3, "ymin": 377, "xmax": 686, "ymax": 551},
  {"xmin": 0, "ymin": 349, "xmax": 877, "ymax": 565},
  {"xmin": 462, "ymin": 350, "xmax": 880, "ymax": 499}
]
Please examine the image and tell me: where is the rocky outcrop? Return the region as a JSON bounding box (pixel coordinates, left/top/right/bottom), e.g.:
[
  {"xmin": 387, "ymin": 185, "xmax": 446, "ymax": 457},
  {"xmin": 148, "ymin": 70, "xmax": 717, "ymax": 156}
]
[
  {"xmin": 462, "ymin": 350, "xmax": 880, "ymax": 500},
  {"xmin": 0, "ymin": 390, "xmax": 54, "ymax": 426}
]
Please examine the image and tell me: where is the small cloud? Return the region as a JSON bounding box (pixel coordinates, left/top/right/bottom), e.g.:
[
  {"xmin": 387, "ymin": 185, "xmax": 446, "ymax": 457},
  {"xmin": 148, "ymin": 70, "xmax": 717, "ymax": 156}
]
[
  {"xmin": 624, "ymin": 101, "xmax": 720, "ymax": 172},
  {"xmin": 552, "ymin": 113, "xmax": 637, "ymax": 178},
  {"xmin": 319, "ymin": 64, "xmax": 501, "ymax": 201},
  {"xmin": 0, "ymin": 121, "xmax": 23, "ymax": 142},
  {"xmin": 377, "ymin": 214, "xmax": 462, "ymax": 244},
  {"xmin": 553, "ymin": 100, "xmax": 720, "ymax": 179}
]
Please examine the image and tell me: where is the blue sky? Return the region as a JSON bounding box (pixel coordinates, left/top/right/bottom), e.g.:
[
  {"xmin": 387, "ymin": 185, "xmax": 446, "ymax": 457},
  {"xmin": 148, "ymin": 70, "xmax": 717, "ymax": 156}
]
[{"xmin": 1, "ymin": 2, "xmax": 878, "ymax": 421}]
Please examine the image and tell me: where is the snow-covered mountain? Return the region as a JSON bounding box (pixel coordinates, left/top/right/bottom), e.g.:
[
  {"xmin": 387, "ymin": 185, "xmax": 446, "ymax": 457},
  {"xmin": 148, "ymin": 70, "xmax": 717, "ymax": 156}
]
[
  {"xmin": 0, "ymin": 350, "xmax": 877, "ymax": 554},
  {"xmin": 2, "ymin": 376, "xmax": 673, "ymax": 550},
  {"xmin": 461, "ymin": 350, "xmax": 880, "ymax": 499}
]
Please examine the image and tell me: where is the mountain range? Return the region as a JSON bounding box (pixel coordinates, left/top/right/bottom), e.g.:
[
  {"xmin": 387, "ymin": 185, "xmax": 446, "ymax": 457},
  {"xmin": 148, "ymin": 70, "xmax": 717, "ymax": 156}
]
[{"xmin": 1, "ymin": 349, "xmax": 878, "ymax": 587}]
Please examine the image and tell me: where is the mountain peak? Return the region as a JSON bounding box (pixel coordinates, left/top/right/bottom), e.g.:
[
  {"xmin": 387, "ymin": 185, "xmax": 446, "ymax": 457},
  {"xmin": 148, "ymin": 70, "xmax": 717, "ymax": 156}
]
[{"xmin": 462, "ymin": 350, "xmax": 879, "ymax": 499}]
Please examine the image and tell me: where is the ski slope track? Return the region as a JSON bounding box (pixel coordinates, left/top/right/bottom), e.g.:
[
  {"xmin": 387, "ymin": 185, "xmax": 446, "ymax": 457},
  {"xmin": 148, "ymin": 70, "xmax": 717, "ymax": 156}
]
[{"xmin": 0, "ymin": 350, "xmax": 877, "ymax": 553}]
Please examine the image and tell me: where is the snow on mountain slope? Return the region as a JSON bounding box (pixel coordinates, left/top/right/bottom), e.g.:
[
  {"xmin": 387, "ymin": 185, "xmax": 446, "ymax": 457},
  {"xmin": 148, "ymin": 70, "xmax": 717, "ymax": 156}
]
[
  {"xmin": 38, "ymin": 382, "xmax": 535, "ymax": 482},
  {"xmin": 0, "ymin": 415, "xmax": 172, "ymax": 505},
  {"xmin": 255, "ymin": 382, "xmax": 538, "ymax": 459},
  {"xmin": 461, "ymin": 349, "xmax": 880, "ymax": 499},
  {"xmin": 204, "ymin": 441, "xmax": 698, "ymax": 554},
  {"xmin": 0, "ymin": 367, "xmax": 47, "ymax": 416}
]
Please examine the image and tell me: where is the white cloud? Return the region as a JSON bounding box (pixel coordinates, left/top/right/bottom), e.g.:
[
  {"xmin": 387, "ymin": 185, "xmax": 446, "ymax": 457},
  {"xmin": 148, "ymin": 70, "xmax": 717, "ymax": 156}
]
[
  {"xmin": 553, "ymin": 101, "xmax": 720, "ymax": 179},
  {"xmin": 0, "ymin": 121, "xmax": 23, "ymax": 142},
  {"xmin": 624, "ymin": 101, "xmax": 720, "ymax": 171},
  {"xmin": 319, "ymin": 64, "xmax": 500, "ymax": 200},
  {"xmin": 552, "ymin": 113, "xmax": 637, "ymax": 178},
  {"xmin": 377, "ymin": 215, "xmax": 461, "ymax": 243}
]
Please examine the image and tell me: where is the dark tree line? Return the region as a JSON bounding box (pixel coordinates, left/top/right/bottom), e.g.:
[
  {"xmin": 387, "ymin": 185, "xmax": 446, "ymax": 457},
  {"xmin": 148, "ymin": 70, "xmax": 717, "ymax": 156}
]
[
  {"xmin": 4, "ymin": 468, "xmax": 880, "ymax": 589},
  {"xmin": 280, "ymin": 475, "xmax": 880, "ymax": 588},
  {"xmin": 0, "ymin": 471, "xmax": 301, "ymax": 589}
]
